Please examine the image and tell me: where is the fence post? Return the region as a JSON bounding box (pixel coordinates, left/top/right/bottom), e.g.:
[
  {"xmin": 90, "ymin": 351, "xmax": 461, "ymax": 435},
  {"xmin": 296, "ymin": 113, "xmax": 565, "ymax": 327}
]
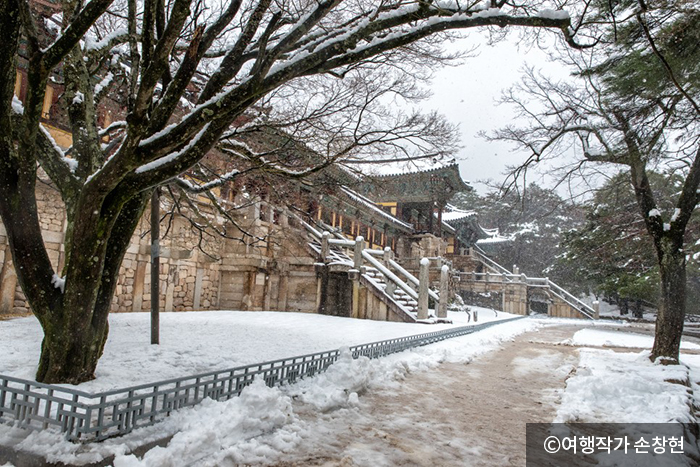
[
  {"xmin": 383, "ymin": 247, "xmax": 397, "ymax": 296},
  {"xmin": 417, "ymin": 258, "xmax": 429, "ymax": 320},
  {"xmin": 383, "ymin": 246, "xmax": 393, "ymax": 266},
  {"xmin": 438, "ymin": 265, "xmax": 449, "ymax": 318}
]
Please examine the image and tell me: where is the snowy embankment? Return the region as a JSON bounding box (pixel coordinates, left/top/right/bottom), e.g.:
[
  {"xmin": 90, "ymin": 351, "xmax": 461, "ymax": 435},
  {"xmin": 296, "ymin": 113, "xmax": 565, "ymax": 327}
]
[
  {"xmin": 0, "ymin": 308, "xmax": 538, "ymax": 466},
  {"xmin": 551, "ymin": 326, "xmax": 700, "ymax": 466},
  {"xmin": 554, "ymin": 327, "xmax": 699, "ymax": 424}
]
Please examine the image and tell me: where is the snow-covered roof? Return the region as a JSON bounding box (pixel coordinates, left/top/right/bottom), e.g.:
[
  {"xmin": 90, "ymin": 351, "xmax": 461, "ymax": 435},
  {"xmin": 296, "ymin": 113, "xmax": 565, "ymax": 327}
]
[
  {"xmin": 352, "ymin": 157, "xmax": 462, "ymax": 178},
  {"xmin": 441, "ymin": 209, "xmax": 477, "ymax": 223},
  {"xmin": 339, "ymin": 186, "xmax": 414, "ymax": 231},
  {"xmin": 476, "ymin": 236, "xmax": 512, "ymax": 245}
]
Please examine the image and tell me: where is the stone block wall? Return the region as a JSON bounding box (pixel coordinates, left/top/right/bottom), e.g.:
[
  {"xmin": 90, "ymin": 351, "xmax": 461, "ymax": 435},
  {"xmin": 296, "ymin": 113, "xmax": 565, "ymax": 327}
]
[{"xmin": 0, "ymin": 183, "xmax": 319, "ymax": 317}]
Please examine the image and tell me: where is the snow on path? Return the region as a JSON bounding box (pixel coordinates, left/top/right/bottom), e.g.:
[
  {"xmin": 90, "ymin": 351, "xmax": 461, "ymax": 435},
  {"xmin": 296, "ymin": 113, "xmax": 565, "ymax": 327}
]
[{"xmin": 250, "ymin": 326, "xmax": 582, "ymax": 467}]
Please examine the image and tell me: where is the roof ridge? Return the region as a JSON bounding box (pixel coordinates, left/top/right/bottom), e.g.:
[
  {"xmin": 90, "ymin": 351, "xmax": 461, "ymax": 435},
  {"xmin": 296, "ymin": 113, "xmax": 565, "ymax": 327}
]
[{"xmin": 367, "ymin": 162, "xmax": 461, "ymax": 179}]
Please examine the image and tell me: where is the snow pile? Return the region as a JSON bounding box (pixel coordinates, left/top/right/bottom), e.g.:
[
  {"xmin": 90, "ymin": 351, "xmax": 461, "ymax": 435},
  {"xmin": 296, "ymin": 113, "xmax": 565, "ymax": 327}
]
[
  {"xmin": 286, "ymin": 348, "xmax": 370, "ymax": 411},
  {"xmin": 565, "ymin": 329, "xmax": 700, "ymax": 350},
  {"xmin": 113, "ymin": 380, "xmax": 296, "ymax": 467},
  {"xmin": 555, "ymin": 349, "xmax": 694, "ymax": 424}
]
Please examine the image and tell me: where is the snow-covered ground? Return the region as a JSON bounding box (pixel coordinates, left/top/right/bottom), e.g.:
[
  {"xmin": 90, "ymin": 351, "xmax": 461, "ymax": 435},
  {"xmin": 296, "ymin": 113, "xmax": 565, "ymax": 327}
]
[
  {"xmin": 0, "ymin": 309, "xmax": 538, "ymax": 466},
  {"xmin": 555, "ymin": 348, "xmax": 695, "ymax": 424},
  {"xmin": 2, "ymin": 311, "xmax": 700, "ymax": 466},
  {"xmin": 553, "ymin": 329, "xmax": 700, "ymax": 466},
  {"xmin": 565, "ymin": 328, "xmax": 700, "ymax": 350},
  {"xmin": 0, "ymin": 307, "xmax": 500, "ymax": 393}
]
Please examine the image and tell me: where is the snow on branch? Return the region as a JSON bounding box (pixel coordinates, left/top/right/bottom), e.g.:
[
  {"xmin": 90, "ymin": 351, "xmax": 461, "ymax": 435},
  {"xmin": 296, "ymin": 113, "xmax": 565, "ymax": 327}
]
[
  {"xmin": 136, "ymin": 123, "xmax": 212, "ymax": 173},
  {"xmin": 38, "ymin": 124, "xmax": 79, "ymax": 174},
  {"xmin": 84, "ymin": 28, "xmax": 130, "ymax": 52},
  {"xmin": 174, "ymin": 169, "xmax": 241, "ymax": 193}
]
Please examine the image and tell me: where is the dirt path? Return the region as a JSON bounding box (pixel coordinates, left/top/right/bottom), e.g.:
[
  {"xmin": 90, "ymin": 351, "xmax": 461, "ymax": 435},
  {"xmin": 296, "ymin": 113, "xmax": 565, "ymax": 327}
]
[{"xmin": 272, "ymin": 325, "xmax": 587, "ymax": 467}]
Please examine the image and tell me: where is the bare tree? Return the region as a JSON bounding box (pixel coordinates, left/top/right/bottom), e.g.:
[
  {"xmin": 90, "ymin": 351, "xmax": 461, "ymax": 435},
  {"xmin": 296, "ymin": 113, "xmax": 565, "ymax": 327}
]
[
  {"xmin": 1, "ymin": 0, "xmax": 581, "ymax": 383},
  {"xmin": 492, "ymin": 1, "xmax": 700, "ymax": 362}
]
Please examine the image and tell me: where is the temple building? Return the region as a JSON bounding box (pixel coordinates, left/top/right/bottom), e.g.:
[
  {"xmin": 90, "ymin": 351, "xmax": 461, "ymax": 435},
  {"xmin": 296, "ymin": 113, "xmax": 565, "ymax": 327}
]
[{"xmin": 1, "ymin": 0, "xmax": 596, "ymax": 321}]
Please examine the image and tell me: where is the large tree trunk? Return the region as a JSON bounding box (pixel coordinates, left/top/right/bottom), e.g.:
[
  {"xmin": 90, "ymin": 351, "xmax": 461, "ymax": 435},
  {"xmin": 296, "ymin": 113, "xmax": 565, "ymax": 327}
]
[
  {"xmin": 651, "ymin": 239, "xmax": 687, "ymax": 363},
  {"xmin": 31, "ymin": 191, "xmax": 151, "ymax": 384},
  {"xmin": 36, "ymin": 318, "xmax": 110, "ymax": 383}
]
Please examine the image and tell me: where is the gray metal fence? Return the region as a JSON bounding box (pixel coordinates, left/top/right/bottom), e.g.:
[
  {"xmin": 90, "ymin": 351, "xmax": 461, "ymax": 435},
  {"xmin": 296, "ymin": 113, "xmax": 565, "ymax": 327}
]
[{"xmin": 0, "ymin": 316, "xmax": 522, "ymax": 442}]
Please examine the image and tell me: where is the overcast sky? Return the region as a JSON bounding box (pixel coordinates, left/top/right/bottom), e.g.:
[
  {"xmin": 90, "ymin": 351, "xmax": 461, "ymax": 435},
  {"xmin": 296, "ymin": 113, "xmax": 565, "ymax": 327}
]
[{"xmin": 422, "ymin": 34, "xmax": 573, "ymax": 194}]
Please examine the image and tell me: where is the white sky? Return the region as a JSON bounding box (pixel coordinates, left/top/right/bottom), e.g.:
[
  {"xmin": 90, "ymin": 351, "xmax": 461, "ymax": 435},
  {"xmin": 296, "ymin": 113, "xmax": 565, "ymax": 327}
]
[{"xmin": 422, "ymin": 33, "xmax": 574, "ymax": 194}]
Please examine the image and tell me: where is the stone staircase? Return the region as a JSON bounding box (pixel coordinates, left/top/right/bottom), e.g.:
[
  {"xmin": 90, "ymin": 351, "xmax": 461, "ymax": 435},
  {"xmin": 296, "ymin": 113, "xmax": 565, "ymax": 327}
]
[
  {"xmin": 305, "ymin": 222, "xmax": 447, "ymax": 323},
  {"xmin": 461, "ymin": 246, "xmax": 597, "ymax": 320},
  {"xmin": 363, "ymin": 267, "xmax": 420, "ymax": 317}
]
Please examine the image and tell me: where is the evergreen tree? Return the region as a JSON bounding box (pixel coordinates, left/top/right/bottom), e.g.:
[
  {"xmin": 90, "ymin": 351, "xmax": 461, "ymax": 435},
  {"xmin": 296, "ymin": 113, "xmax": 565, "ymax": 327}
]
[
  {"xmin": 493, "ymin": 0, "xmax": 700, "ymax": 361},
  {"xmin": 556, "ymin": 171, "xmax": 700, "ymax": 317}
]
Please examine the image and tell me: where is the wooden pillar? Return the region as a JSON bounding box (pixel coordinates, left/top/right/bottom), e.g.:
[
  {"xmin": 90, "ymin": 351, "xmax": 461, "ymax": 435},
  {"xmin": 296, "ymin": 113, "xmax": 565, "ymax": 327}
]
[
  {"xmin": 436, "ymin": 202, "xmax": 444, "ymax": 238},
  {"xmin": 427, "ymin": 202, "xmax": 434, "ymax": 234},
  {"xmin": 417, "ymin": 258, "xmax": 429, "ymax": 319}
]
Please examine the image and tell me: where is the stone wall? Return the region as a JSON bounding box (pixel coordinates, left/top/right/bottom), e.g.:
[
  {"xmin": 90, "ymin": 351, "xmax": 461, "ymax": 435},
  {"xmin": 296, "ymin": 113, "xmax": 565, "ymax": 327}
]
[
  {"xmin": 457, "ymin": 290, "xmax": 503, "ymax": 311},
  {"xmin": 0, "ymin": 183, "xmax": 319, "ymax": 317}
]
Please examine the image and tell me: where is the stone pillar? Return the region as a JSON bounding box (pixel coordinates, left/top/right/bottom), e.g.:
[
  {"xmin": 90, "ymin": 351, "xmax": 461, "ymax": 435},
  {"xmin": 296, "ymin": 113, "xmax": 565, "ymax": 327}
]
[
  {"xmin": 263, "ymin": 273, "xmax": 272, "ymax": 311},
  {"xmin": 278, "ymin": 271, "xmax": 289, "ymax": 311},
  {"xmin": 437, "ymin": 265, "xmax": 449, "ymax": 318},
  {"xmin": 242, "ymin": 271, "xmax": 255, "ymax": 311},
  {"xmin": 321, "ymin": 231, "xmax": 330, "ymax": 263},
  {"xmin": 265, "ymin": 197, "xmax": 274, "ymax": 224},
  {"xmin": 417, "ymin": 258, "xmax": 429, "ymax": 319},
  {"xmin": 593, "ymin": 300, "xmax": 600, "ymax": 319},
  {"xmin": 352, "ymin": 236, "xmax": 364, "ymax": 319},
  {"xmin": 383, "ymin": 246, "xmax": 397, "ymax": 297},
  {"xmin": 0, "ymin": 246, "xmax": 17, "ymax": 315},
  {"xmin": 193, "ymin": 268, "xmax": 204, "ymax": 309},
  {"xmin": 353, "ymin": 236, "xmax": 364, "ymax": 269},
  {"xmin": 132, "ymin": 260, "xmax": 147, "ymax": 312},
  {"xmin": 383, "ymin": 246, "xmax": 393, "ymax": 266}
]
